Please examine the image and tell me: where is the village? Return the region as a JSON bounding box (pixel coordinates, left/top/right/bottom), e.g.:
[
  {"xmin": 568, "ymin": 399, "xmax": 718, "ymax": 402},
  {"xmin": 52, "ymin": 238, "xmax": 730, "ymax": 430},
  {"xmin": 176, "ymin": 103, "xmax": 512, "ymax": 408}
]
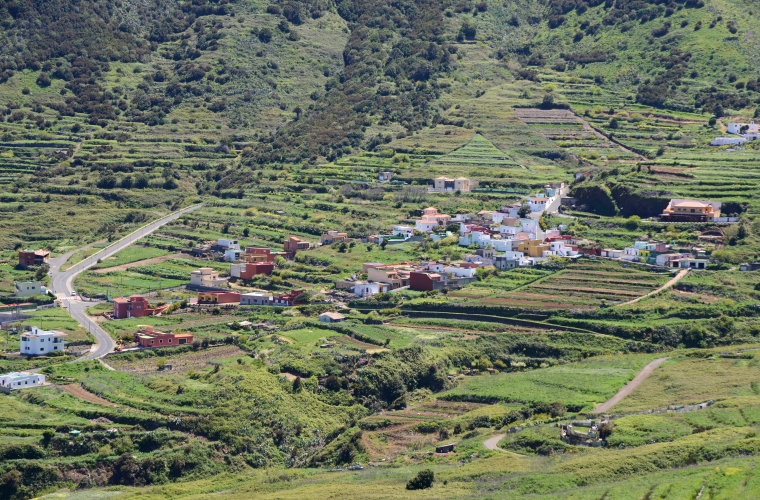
[{"xmin": 4, "ymin": 181, "xmax": 740, "ymax": 359}]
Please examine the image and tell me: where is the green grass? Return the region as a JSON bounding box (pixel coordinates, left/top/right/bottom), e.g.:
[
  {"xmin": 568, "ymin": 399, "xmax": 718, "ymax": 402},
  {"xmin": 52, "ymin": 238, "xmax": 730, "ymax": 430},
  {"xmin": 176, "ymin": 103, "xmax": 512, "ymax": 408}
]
[
  {"xmin": 441, "ymin": 353, "xmax": 661, "ymax": 411},
  {"xmin": 91, "ymin": 245, "xmax": 171, "ymax": 270}
]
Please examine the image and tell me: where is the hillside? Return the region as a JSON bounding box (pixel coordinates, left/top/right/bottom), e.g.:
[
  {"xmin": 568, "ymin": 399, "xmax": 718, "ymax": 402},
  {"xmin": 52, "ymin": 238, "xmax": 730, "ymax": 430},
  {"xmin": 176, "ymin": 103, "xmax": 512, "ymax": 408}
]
[{"xmin": 2, "ymin": 0, "xmax": 760, "ymax": 498}]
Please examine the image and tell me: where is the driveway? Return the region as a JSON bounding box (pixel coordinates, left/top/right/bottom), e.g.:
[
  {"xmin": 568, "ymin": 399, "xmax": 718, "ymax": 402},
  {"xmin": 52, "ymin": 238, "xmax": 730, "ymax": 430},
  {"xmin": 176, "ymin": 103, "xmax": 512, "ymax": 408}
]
[{"xmin": 50, "ymin": 204, "xmax": 202, "ymax": 360}]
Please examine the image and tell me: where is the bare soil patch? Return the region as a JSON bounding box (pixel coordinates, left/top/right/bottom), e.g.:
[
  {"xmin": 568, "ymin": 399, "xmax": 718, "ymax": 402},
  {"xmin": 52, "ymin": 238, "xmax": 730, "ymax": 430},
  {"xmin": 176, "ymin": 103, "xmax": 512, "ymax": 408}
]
[{"xmin": 59, "ymin": 384, "xmax": 119, "ymax": 407}]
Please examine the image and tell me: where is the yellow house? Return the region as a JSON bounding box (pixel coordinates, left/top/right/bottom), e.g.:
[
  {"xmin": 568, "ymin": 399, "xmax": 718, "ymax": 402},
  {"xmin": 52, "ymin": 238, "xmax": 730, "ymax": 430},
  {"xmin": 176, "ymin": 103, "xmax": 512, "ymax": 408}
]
[{"xmin": 517, "ymin": 240, "xmax": 550, "ymax": 258}]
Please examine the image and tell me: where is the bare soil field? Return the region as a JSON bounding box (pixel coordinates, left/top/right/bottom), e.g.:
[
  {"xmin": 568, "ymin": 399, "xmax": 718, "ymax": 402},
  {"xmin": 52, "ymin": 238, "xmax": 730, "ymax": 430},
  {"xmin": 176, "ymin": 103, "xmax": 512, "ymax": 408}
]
[{"xmin": 59, "ymin": 384, "xmax": 119, "ymax": 407}]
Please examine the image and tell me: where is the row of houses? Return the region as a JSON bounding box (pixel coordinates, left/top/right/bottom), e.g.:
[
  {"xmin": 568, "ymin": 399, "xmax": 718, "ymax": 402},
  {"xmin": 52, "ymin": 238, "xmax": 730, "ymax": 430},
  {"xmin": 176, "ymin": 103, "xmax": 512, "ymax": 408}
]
[
  {"xmin": 602, "ymin": 238, "xmax": 709, "ymax": 269},
  {"xmin": 198, "ymin": 289, "xmax": 306, "ymax": 306},
  {"xmin": 336, "ymin": 261, "xmax": 480, "ymax": 297}
]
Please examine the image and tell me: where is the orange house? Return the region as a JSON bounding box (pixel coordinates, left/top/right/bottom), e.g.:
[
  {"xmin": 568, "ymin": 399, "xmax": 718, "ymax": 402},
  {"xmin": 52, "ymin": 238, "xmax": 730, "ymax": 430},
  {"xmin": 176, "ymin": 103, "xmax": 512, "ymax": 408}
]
[{"xmin": 135, "ymin": 326, "xmax": 193, "ymax": 348}]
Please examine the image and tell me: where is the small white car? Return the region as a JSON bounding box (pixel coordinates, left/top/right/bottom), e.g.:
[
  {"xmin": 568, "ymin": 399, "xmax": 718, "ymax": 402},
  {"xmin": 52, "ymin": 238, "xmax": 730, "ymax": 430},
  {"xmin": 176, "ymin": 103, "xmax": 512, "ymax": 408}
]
[{"xmin": 71, "ymin": 291, "xmax": 77, "ymax": 296}]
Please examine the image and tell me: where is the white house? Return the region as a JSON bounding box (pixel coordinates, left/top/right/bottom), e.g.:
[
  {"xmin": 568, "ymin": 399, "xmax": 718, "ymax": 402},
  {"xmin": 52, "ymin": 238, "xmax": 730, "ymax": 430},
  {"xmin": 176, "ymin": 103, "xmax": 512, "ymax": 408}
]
[
  {"xmin": 14, "ymin": 281, "xmax": 45, "ymax": 298},
  {"xmin": 393, "ymin": 225, "xmax": 415, "ymax": 238},
  {"xmin": 547, "ymin": 241, "xmax": 579, "ymax": 257},
  {"xmin": 0, "ymin": 372, "xmax": 45, "ymax": 391},
  {"xmin": 217, "ymin": 239, "xmax": 240, "ymax": 250},
  {"xmin": 415, "ymin": 207, "xmax": 451, "ymax": 233},
  {"xmin": 190, "ymin": 268, "xmax": 228, "ymax": 288},
  {"xmin": 622, "ymin": 247, "xmax": 640, "ymax": 261},
  {"xmin": 727, "ymin": 121, "xmax": 759, "ymax": 135},
  {"xmin": 710, "ymin": 137, "xmax": 747, "ymax": 146},
  {"xmin": 354, "ymin": 281, "xmax": 390, "ymax": 297},
  {"xmin": 444, "ymin": 265, "xmax": 476, "ymax": 278},
  {"xmin": 240, "ymin": 292, "xmax": 273, "ymax": 305},
  {"xmin": 499, "ymin": 218, "xmax": 538, "ymax": 239},
  {"xmin": 655, "ymin": 253, "xmax": 684, "ymax": 267},
  {"xmin": 601, "ymin": 249, "xmax": 623, "ymax": 259},
  {"xmin": 20, "ymin": 327, "xmax": 66, "ymax": 356},
  {"xmin": 224, "ymin": 249, "xmax": 242, "ymax": 262},
  {"xmin": 527, "ymin": 196, "xmax": 549, "ymax": 213},
  {"xmin": 319, "ymin": 312, "xmax": 345, "ymax": 323}
]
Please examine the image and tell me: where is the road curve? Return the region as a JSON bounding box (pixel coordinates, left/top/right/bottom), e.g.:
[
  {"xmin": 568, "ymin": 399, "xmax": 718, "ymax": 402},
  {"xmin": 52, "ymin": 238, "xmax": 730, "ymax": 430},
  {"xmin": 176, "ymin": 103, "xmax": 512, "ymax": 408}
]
[
  {"xmin": 590, "ymin": 357, "xmax": 669, "ymax": 414},
  {"xmin": 484, "ymin": 434, "xmax": 507, "ymax": 451},
  {"xmin": 50, "ymin": 204, "xmax": 202, "ymax": 360}
]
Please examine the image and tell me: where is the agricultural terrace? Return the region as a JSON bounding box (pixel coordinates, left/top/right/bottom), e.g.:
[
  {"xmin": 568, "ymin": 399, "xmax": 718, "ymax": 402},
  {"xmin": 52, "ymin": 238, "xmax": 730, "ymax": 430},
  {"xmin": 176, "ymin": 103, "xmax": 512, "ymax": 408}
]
[
  {"xmin": 447, "ymin": 260, "xmax": 671, "ymax": 310},
  {"xmin": 441, "ymin": 354, "xmax": 662, "ymax": 412}
]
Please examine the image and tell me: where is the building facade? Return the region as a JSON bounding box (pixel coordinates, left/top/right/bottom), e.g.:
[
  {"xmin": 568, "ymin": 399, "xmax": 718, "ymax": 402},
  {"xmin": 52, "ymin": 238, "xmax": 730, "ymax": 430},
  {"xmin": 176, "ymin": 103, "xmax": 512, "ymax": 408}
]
[
  {"xmin": 18, "ymin": 249, "xmax": 50, "ymax": 268},
  {"xmin": 14, "ymin": 281, "xmax": 44, "ymax": 298},
  {"xmin": 20, "ymin": 327, "xmax": 66, "ymax": 355}
]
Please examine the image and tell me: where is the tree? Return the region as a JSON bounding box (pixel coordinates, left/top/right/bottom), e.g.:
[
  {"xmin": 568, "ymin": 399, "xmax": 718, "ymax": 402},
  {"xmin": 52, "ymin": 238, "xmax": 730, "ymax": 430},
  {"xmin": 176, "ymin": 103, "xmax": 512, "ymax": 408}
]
[
  {"xmin": 407, "ymin": 469, "xmax": 434, "ymax": 490},
  {"xmin": 243, "ymin": 227, "xmax": 250, "ymax": 237},
  {"xmin": 292, "ymin": 376, "xmax": 302, "ymax": 392},
  {"xmin": 293, "ymin": 106, "xmax": 302, "ymax": 120},
  {"xmin": 36, "ymin": 72, "xmax": 51, "ymax": 87},
  {"xmin": 459, "ymin": 19, "xmax": 477, "ymax": 40},
  {"xmin": 624, "ymin": 215, "xmax": 641, "ymax": 230},
  {"xmin": 34, "ymin": 264, "xmax": 49, "ymax": 281},
  {"xmin": 258, "ymin": 27, "xmax": 272, "ymax": 43},
  {"xmin": 598, "ymin": 422, "xmax": 614, "ymax": 440},
  {"xmin": 541, "ymin": 93, "xmax": 555, "ymax": 109},
  {"xmin": 518, "ymin": 204, "xmax": 531, "ymax": 218},
  {"xmin": 135, "ymin": 175, "xmax": 149, "ymax": 189},
  {"xmin": 380, "ymin": 239, "xmax": 388, "ymax": 250}
]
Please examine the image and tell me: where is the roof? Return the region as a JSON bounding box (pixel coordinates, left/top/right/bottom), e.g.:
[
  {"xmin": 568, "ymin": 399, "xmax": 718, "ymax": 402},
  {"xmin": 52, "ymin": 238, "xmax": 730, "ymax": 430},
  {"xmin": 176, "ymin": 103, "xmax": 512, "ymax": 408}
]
[
  {"xmin": 531, "ymin": 197, "xmax": 548, "ymax": 202},
  {"xmin": 669, "ymin": 199, "xmax": 722, "ymax": 210},
  {"xmin": 320, "ymin": 312, "xmax": 345, "ymax": 320},
  {"xmin": 113, "ymin": 297, "xmax": 128, "ymax": 303}
]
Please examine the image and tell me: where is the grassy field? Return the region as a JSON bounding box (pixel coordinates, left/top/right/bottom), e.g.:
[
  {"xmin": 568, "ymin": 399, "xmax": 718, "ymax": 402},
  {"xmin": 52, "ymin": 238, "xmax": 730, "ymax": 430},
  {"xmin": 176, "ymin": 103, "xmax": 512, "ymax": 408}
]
[{"xmin": 441, "ymin": 354, "xmax": 661, "ymax": 411}]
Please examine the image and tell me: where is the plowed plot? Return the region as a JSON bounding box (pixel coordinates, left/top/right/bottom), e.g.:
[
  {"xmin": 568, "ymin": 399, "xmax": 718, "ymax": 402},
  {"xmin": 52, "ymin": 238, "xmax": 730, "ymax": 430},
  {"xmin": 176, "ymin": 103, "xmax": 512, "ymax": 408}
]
[
  {"xmin": 106, "ymin": 345, "xmax": 245, "ymax": 374},
  {"xmin": 452, "ymin": 261, "xmax": 668, "ymax": 310},
  {"xmin": 59, "ymin": 384, "xmax": 119, "ymax": 407}
]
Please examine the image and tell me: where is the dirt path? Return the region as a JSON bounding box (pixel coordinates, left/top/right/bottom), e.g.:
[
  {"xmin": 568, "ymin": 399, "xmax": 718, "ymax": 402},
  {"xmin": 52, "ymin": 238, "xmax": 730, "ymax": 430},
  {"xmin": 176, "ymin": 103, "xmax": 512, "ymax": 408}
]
[
  {"xmin": 483, "ymin": 434, "xmax": 526, "ymax": 456},
  {"xmin": 616, "ymin": 269, "xmax": 689, "ymax": 307},
  {"xmin": 59, "ymin": 384, "xmax": 119, "ymax": 407},
  {"xmin": 576, "ymin": 113, "xmax": 646, "ymax": 160},
  {"xmin": 590, "ymin": 357, "xmax": 669, "ymax": 414},
  {"xmin": 91, "ymin": 252, "xmax": 184, "ymax": 273}
]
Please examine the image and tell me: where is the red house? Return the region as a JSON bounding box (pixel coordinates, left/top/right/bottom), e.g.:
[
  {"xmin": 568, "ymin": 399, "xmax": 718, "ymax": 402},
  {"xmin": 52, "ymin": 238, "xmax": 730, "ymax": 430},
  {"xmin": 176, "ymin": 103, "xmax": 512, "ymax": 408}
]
[
  {"xmin": 197, "ymin": 291, "xmax": 241, "ymax": 304},
  {"xmin": 18, "ymin": 249, "xmax": 50, "ymax": 269},
  {"xmin": 135, "ymin": 326, "xmax": 193, "ymax": 348},
  {"xmin": 113, "ymin": 295, "xmax": 169, "ymax": 319},
  {"xmin": 409, "ymin": 271, "xmax": 443, "ymax": 291},
  {"xmin": 272, "ymin": 289, "xmax": 305, "ymax": 306},
  {"xmin": 283, "ymin": 236, "xmax": 312, "ymax": 258},
  {"xmin": 230, "ymin": 262, "xmax": 275, "ymax": 280}
]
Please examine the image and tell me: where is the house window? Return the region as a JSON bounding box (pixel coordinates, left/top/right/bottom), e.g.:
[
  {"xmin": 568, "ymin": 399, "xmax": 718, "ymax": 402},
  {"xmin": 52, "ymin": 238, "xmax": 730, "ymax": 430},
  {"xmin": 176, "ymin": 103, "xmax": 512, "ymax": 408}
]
[{"xmin": 168, "ymin": 339, "xmax": 172, "ymax": 343}]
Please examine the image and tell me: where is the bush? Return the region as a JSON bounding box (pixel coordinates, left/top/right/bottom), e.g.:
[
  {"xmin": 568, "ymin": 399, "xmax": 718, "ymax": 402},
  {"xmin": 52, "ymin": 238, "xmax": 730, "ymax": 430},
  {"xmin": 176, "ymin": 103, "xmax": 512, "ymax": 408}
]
[{"xmin": 406, "ymin": 469, "xmax": 434, "ymax": 490}]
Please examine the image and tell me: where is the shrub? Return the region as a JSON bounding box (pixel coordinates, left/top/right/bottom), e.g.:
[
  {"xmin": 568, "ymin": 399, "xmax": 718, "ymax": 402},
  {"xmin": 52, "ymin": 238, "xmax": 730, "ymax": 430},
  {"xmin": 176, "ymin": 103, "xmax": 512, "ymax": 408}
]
[{"xmin": 406, "ymin": 469, "xmax": 434, "ymax": 490}]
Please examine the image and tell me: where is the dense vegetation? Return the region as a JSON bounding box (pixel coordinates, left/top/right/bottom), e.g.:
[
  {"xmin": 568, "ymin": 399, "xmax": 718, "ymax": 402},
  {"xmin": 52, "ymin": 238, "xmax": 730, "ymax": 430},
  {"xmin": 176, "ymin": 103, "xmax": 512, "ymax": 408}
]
[{"xmin": 2, "ymin": 0, "xmax": 760, "ymax": 497}]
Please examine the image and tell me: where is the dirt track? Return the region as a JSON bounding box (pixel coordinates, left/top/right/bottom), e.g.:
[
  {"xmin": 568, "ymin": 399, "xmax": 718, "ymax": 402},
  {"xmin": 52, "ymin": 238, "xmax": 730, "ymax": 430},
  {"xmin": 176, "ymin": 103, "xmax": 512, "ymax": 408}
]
[
  {"xmin": 59, "ymin": 384, "xmax": 119, "ymax": 407},
  {"xmin": 91, "ymin": 253, "xmax": 184, "ymax": 273},
  {"xmin": 590, "ymin": 357, "xmax": 669, "ymax": 414},
  {"xmin": 616, "ymin": 269, "xmax": 689, "ymax": 307}
]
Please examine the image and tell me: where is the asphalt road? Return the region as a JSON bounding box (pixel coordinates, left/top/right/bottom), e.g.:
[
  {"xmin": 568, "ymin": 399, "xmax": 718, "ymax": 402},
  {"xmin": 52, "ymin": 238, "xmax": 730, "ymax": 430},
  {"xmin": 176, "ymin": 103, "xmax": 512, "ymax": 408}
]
[{"xmin": 50, "ymin": 204, "xmax": 202, "ymax": 360}]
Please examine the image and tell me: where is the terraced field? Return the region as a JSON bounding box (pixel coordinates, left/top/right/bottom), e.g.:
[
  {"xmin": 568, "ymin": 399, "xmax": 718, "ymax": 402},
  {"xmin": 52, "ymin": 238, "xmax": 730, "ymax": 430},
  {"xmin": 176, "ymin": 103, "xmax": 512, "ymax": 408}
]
[
  {"xmin": 449, "ymin": 260, "xmax": 670, "ymax": 310},
  {"xmin": 516, "ymin": 263, "xmax": 671, "ymax": 308},
  {"xmin": 514, "ymin": 107, "xmax": 638, "ymax": 167}
]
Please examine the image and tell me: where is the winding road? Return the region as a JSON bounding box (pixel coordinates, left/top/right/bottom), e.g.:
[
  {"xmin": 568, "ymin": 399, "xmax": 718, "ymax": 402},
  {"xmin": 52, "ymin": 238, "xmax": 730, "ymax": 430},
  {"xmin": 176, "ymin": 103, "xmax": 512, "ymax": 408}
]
[{"xmin": 50, "ymin": 204, "xmax": 202, "ymax": 360}]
